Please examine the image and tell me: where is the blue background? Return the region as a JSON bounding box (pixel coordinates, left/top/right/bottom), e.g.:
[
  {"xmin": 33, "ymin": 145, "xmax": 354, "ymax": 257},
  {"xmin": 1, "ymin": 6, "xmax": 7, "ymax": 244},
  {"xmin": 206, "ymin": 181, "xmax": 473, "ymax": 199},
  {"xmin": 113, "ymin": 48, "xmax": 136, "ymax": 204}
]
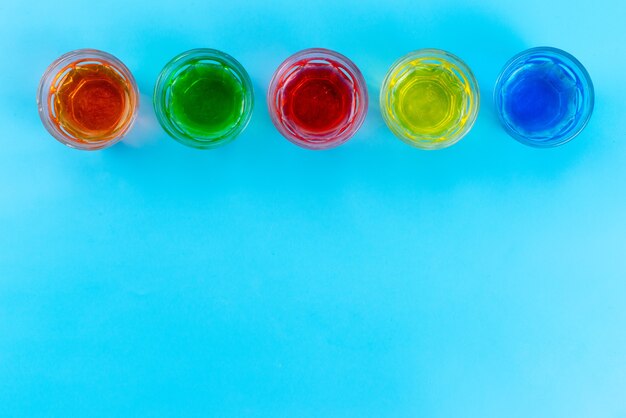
[{"xmin": 1, "ymin": 0, "xmax": 625, "ymax": 416}]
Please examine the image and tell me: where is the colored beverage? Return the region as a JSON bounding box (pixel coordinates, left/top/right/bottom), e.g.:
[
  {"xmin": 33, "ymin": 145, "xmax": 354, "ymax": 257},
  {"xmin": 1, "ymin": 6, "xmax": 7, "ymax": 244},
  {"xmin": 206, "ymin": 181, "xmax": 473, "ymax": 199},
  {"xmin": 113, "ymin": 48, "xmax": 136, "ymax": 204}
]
[
  {"xmin": 281, "ymin": 65, "xmax": 353, "ymax": 134},
  {"xmin": 268, "ymin": 48, "xmax": 368, "ymax": 150},
  {"xmin": 37, "ymin": 49, "xmax": 138, "ymax": 150},
  {"xmin": 154, "ymin": 49, "xmax": 254, "ymax": 149},
  {"xmin": 494, "ymin": 47, "xmax": 594, "ymax": 147},
  {"xmin": 380, "ymin": 49, "xmax": 479, "ymax": 150}
]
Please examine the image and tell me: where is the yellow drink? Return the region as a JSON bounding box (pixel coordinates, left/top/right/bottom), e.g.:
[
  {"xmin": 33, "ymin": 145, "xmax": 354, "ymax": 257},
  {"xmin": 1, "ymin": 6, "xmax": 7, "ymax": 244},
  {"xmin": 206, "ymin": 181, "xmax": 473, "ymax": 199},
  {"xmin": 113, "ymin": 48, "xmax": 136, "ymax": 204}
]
[{"xmin": 381, "ymin": 50, "xmax": 479, "ymax": 149}]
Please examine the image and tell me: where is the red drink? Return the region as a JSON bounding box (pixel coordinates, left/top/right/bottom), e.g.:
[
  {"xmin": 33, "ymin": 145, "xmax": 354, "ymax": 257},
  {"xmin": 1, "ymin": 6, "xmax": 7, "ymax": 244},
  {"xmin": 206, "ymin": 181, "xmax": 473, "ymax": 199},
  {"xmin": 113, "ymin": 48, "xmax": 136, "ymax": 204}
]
[{"xmin": 268, "ymin": 49, "xmax": 368, "ymax": 150}]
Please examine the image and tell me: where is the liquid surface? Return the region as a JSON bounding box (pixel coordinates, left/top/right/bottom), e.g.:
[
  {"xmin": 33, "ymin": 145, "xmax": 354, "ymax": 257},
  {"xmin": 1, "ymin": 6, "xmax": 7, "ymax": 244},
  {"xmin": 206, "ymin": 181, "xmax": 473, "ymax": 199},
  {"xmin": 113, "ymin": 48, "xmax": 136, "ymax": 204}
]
[
  {"xmin": 280, "ymin": 61, "xmax": 355, "ymax": 136},
  {"xmin": 52, "ymin": 63, "xmax": 131, "ymax": 141},
  {"xmin": 389, "ymin": 61, "xmax": 468, "ymax": 139},
  {"xmin": 166, "ymin": 63, "xmax": 245, "ymax": 138},
  {"xmin": 501, "ymin": 60, "xmax": 578, "ymax": 136}
]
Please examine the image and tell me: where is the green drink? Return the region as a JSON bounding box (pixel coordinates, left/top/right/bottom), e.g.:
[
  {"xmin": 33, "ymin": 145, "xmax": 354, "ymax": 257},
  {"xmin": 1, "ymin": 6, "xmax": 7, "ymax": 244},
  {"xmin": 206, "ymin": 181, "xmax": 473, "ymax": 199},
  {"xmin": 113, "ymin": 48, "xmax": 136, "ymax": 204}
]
[{"xmin": 154, "ymin": 49, "xmax": 254, "ymax": 149}]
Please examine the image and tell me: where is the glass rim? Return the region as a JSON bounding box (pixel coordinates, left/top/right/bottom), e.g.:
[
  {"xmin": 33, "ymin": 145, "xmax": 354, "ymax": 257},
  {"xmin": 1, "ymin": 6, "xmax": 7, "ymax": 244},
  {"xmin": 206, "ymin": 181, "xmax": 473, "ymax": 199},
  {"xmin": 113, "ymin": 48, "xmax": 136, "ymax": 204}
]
[
  {"xmin": 153, "ymin": 48, "xmax": 255, "ymax": 150},
  {"xmin": 379, "ymin": 48, "xmax": 480, "ymax": 150},
  {"xmin": 37, "ymin": 48, "xmax": 139, "ymax": 151},
  {"xmin": 266, "ymin": 47, "xmax": 369, "ymax": 150},
  {"xmin": 493, "ymin": 46, "xmax": 595, "ymax": 148}
]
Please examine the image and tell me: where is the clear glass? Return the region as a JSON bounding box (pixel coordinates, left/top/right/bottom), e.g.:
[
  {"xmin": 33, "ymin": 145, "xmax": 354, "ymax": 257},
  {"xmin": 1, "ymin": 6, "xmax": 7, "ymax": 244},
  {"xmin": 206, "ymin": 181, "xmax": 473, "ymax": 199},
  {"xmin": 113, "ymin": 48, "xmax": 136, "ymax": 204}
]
[
  {"xmin": 153, "ymin": 48, "xmax": 254, "ymax": 149},
  {"xmin": 267, "ymin": 48, "xmax": 368, "ymax": 150},
  {"xmin": 493, "ymin": 47, "xmax": 594, "ymax": 148},
  {"xmin": 37, "ymin": 49, "xmax": 139, "ymax": 150},
  {"xmin": 380, "ymin": 49, "xmax": 480, "ymax": 150}
]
